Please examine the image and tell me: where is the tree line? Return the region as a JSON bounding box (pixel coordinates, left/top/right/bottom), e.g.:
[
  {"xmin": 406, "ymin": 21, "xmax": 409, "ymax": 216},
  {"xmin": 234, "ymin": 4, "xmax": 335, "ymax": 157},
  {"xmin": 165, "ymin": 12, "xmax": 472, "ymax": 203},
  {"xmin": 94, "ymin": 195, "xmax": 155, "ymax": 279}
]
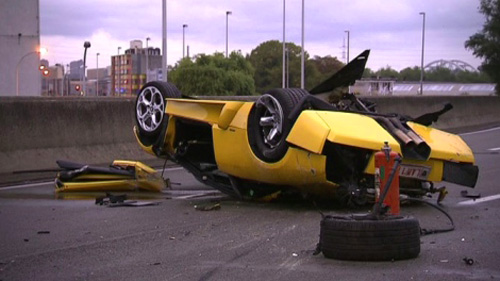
[
  {"xmin": 170, "ymin": 0, "xmax": 500, "ymax": 97},
  {"xmin": 168, "ymin": 40, "xmax": 492, "ymax": 96},
  {"xmin": 363, "ymin": 66, "xmax": 491, "ymax": 83}
]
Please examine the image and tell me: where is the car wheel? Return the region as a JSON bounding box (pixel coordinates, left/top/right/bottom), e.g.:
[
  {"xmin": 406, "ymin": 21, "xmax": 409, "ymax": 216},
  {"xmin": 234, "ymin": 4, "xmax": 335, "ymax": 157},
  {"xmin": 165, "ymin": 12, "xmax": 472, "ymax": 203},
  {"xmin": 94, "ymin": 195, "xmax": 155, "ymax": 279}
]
[
  {"xmin": 319, "ymin": 215, "xmax": 421, "ymax": 261},
  {"xmin": 248, "ymin": 88, "xmax": 309, "ymax": 162},
  {"xmin": 135, "ymin": 81, "xmax": 181, "ymax": 139}
]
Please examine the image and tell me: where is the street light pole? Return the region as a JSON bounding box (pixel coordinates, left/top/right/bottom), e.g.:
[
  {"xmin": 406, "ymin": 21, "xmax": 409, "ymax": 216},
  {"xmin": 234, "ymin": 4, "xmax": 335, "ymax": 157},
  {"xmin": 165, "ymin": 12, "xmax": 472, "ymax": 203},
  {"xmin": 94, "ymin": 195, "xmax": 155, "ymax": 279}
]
[
  {"xmin": 344, "ymin": 30, "xmax": 350, "ymax": 63},
  {"xmin": 96, "ymin": 52, "xmax": 100, "ymax": 96},
  {"xmin": 419, "ymin": 12, "xmax": 426, "ymax": 95},
  {"xmin": 117, "ymin": 46, "xmax": 121, "ymax": 95},
  {"xmin": 282, "ymin": 0, "xmax": 286, "ymax": 88},
  {"xmin": 82, "ymin": 41, "xmax": 91, "ymax": 96},
  {"xmin": 146, "ymin": 37, "xmax": 150, "ymax": 83},
  {"xmin": 226, "ymin": 11, "xmax": 232, "ymax": 58},
  {"xmin": 300, "ymin": 0, "xmax": 305, "ymax": 89},
  {"xmin": 162, "ymin": 0, "xmax": 168, "ymax": 82},
  {"xmin": 183, "ymin": 24, "xmax": 188, "ymax": 59},
  {"xmin": 65, "ymin": 64, "xmax": 69, "ymax": 96},
  {"xmin": 286, "ymin": 48, "xmax": 290, "ymax": 88}
]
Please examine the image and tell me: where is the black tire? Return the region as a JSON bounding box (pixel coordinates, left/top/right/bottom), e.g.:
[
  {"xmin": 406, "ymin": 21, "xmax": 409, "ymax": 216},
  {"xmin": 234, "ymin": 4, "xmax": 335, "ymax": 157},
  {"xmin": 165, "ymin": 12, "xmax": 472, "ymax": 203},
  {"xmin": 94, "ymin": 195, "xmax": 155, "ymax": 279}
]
[
  {"xmin": 135, "ymin": 81, "xmax": 181, "ymax": 147},
  {"xmin": 248, "ymin": 88, "xmax": 309, "ymax": 162},
  {"xmin": 319, "ymin": 215, "xmax": 420, "ymax": 261}
]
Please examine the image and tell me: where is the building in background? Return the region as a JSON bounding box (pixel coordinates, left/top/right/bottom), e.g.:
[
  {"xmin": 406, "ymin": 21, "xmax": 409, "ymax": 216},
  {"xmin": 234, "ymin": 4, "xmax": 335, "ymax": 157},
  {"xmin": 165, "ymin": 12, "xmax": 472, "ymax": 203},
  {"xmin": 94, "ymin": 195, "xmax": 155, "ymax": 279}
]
[
  {"xmin": 87, "ymin": 68, "xmax": 110, "ymax": 96},
  {"xmin": 68, "ymin": 60, "xmax": 84, "ymax": 81},
  {"xmin": 111, "ymin": 40, "xmax": 162, "ymax": 96},
  {"xmin": 40, "ymin": 60, "xmax": 65, "ymax": 96},
  {"xmin": 0, "ymin": 0, "xmax": 42, "ymax": 96}
]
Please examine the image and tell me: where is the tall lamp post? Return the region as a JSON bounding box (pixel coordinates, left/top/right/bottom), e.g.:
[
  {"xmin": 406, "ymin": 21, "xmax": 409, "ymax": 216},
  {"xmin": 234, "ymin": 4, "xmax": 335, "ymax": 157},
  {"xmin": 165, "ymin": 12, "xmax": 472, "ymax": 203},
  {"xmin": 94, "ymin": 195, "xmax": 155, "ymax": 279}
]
[
  {"xmin": 82, "ymin": 41, "xmax": 91, "ymax": 96},
  {"xmin": 65, "ymin": 64, "xmax": 69, "ymax": 96},
  {"xmin": 344, "ymin": 30, "xmax": 350, "ymax": 63},
  {"xmin": 146, "ymin": 37, "xmax": 150, "ymax": 83},
  {"xmin": 162, "ymin": 0, "xmax": 167, "ymax": 82},
  {"xmin": 16, "ymin": 47, "xmax": 47, "ymax": 96},
  {"xmin": 282, "ymin": 0, "xmax": 286, "ymax": 88},
  {"xmin": 345, "ymin": 30, "xmax": 350, "ymax": 93},
  {"xmin": 226, "ymin": 11, "xmax": 232, "ymax": 58},
  {"xmin": 117, "ymin": 46, "xmax": 121, "ymax": 95},
  {"xmin": 96, "ymin": 52, "xmax": 100, "ymax": 96},
  {"xmin": 183, "ymin": 24, "xmax": 188, "ymax": 59},
  {"xmin": 300, "ymin": 0, "xmax": 305, "ymax": 89},
  {"xmin": 419, "ymin": 12, "xmax": 426, "ymax": 95}
]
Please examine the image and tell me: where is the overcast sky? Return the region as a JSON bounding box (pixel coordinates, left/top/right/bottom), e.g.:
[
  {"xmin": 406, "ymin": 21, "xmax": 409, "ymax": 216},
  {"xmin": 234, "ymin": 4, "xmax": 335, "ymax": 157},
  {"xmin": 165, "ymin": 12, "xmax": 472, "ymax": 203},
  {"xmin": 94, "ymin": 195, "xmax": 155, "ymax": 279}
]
[{"xmin": 40, "ymin": 0, "xmax": 485, "ymax": 72}]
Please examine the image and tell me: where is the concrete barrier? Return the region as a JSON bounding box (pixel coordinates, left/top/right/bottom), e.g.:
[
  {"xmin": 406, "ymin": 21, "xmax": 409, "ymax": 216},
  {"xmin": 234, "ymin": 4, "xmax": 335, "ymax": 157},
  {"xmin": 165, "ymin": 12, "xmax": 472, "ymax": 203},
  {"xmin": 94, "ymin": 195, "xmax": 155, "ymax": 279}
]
[
  {"xmin": 369, "ymin": 96, "xmax": 500, "ymax": 131},
  {"xmin": 0, "ymin": 95, "xmax": 499, "ymax": 175},
  {"xmin": 0, "ymin": 97, "xmax": 154, "ymax": 174}
]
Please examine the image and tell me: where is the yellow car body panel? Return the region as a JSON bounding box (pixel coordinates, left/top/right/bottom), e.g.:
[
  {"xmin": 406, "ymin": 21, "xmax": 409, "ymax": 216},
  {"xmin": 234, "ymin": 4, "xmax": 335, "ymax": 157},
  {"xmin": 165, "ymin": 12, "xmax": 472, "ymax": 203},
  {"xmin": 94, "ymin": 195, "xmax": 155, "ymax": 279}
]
[
  {"xmin": 55, "ymin": 161, "xmax": 165, "ymax": 193},
  {"xmin": 166, "ymin": 98, "xmax": 246, "ymax": 126},
  {"xmin": 133, "ymin": 126, "xmax": 155, "ymax": 156},
  {"xmin": 408, "ymin": 122, "xmax": 475, "ymax": 163},
  {"xmin": 212, "ymin": 125, "xmax": 328, "ymax": 186},
  {"xmin": 285, "ymin": 111, "xmax": 331, "ymax": 154},
  {"xmin": 320, "ymin": 111, "xmax": 402, "ymax": 153},
  {"xmin": 222, "ymin": 102, "xmax": 254, "ymax": 130},
  {"xmin": 55, "ymin": 179, "xmax": 152, "ymax": 193},
  {"xmin": 287, "ymin": 111, "xmax": 401, "ymax": 154}
]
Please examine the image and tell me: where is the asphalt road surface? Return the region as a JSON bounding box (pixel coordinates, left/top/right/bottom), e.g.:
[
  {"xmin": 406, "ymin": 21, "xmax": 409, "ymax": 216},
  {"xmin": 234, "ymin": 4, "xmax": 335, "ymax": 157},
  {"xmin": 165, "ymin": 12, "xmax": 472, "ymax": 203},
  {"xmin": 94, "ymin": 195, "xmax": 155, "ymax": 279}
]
[{"xmin": 1, "ymin": 128, "xmax": 499, "ymax": 281}]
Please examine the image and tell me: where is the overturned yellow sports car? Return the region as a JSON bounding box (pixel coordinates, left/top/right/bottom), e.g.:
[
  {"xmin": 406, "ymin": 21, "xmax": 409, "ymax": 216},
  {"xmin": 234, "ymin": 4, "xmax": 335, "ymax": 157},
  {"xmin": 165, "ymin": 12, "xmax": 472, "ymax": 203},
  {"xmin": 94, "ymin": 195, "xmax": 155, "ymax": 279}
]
[{"xmin": 134, "ymin": 50, "xmax": 478, "ymax": 202}]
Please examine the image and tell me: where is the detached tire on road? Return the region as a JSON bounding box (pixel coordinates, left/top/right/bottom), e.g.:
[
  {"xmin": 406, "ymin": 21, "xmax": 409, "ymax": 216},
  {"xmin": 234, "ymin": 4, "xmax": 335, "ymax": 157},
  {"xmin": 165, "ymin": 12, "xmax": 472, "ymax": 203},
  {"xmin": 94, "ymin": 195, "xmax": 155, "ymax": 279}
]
[
  {"xmin": 135, "ymin": 81, "xmax": 182, "ymax": 148},
  {"xmin": 319, "ymin": 215, "xmax": 421, "ymax": 261},
  {"xmin": 248, "ymin": 88, "xmax": 309, "ymax": 162}
]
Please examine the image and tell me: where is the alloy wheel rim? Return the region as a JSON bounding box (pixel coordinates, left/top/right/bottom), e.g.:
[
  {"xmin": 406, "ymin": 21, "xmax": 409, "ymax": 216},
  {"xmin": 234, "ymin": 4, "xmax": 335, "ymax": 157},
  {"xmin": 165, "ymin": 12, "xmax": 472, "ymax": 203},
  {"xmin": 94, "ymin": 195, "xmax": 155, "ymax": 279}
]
[
  {"xmin": 256, "ymin": 94, "xmax": 284, "ymax": 148},
  {"xmin": 136, "ymin": 86, "xmax": 165, "ymax": 132}
]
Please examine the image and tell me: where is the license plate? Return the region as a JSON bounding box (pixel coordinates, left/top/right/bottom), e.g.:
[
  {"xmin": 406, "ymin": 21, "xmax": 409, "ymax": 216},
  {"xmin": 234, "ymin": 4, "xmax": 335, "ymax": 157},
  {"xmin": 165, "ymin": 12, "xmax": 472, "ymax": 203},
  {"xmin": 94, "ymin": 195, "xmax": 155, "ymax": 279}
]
[{"xmin": 399, "ymin": 164, "xmax": 431, "ymax": 180}]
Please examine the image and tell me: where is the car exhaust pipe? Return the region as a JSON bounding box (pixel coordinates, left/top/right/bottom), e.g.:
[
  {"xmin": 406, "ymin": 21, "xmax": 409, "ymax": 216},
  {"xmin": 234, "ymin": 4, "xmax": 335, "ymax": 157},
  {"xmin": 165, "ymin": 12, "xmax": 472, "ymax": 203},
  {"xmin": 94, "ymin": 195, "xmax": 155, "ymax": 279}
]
[
  {"xmin": 374, "ymin": 117, "xmax": 415, "ymax": 148},
  {"xmin": 374, "ymin": 116, "xmax": 431, "ymax": 160},
  {"xmin": 388, "ymin": 118, "xmax": 425, "ymax": 146}
]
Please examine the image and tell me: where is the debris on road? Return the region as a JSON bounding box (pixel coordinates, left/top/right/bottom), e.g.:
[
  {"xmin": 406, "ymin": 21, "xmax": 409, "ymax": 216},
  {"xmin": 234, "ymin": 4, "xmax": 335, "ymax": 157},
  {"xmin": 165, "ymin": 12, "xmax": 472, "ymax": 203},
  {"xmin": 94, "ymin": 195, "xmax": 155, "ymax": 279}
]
[
  {"xmin": 461, "ymin": 190, "xmax": 481, "ymax": 199},
  {"xmin": 194, "ymin": 202, "xmax": 221, "ymax": 211},
  {"xmin": 463, "ymin": 257, "xmax": 474, "ymax": 265},
  {"xmin": 95, "ymin": 193, "xmax": 160, "ymax": 207},
  {"xmin": 55, "ymin": 160, "xmax": 167, "ymax": 193}
]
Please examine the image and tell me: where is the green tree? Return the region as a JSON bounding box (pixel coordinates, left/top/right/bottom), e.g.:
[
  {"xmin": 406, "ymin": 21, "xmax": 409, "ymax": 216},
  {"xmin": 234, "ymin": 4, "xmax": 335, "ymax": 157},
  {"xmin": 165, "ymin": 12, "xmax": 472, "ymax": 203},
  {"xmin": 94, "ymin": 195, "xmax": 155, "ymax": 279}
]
[
  {"xmin": 465, "ymin": 0, "xmax": 500, "ymax": 94},
  {"xmin": 247, "ymin": 40, "xmax": 284, "ymax": 94},
  {"xmin": 375, "ymin": 66, "xmax": 399, "ymax": 79},
  {"xmin": 455, "ymin": 70, "xmax": 492, "ymax": 83},
  {"xmin": 425, "ymin": 67, "xmax": 457, "ymax": 82},
  {"xmin": 421, "ymin": 67, "xmax": 492, "ymax": 83},
  {"xmin": 169, "ymin": 52, "xmax": 255, "ymax": 96},
  {"xmin": 307, "ymin": 55, "xmax": 344, "ymax": 89},
  {"xmin": 399, "ymin": 66, "xmax": 421, "ymax": 81},
  {"xmin": 248, "ymin": 40, "xmax": 311, "ymax": 94},
  {"xmin": 362, "ymin": 67, "xmax": 375, "ymax": 78}
]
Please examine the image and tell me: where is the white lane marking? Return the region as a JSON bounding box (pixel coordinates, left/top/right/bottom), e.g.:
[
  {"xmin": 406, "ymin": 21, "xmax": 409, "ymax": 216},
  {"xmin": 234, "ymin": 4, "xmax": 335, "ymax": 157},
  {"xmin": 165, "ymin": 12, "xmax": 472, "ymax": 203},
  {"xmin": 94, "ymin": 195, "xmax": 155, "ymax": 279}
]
[
  {"xmin": 0, "ymin": 181, "xmax": 51, "ymax": 191},
  {"xmin": 488, "ymin": 147, "xmax": 500, "ymax": 151},
  {"xmin": 156, "ymin": 167, "xmax": 184, "ymax": 172},
  {"xmin": 460, "ymin": 126, "xmax": 500, "ymax": 136},
  {"xmin": 458, "ymin": 194, "xmax": 500, "ymax": 206},
  {"xmin": 0, "ymin": 167, "xmax": 184, "ymax": 191}
]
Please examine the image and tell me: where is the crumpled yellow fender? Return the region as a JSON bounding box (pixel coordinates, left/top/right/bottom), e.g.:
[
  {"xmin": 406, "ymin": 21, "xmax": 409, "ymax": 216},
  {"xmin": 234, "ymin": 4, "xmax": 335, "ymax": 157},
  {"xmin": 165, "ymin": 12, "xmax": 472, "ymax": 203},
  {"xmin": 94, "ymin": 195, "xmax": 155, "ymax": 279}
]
[
  {"xmin": 287, "ymin": 110, "xmax": 401, "ymax": 154},
  {"xmin": 55, "ymin": 160, "xmax": 166, "ymax": 193}
]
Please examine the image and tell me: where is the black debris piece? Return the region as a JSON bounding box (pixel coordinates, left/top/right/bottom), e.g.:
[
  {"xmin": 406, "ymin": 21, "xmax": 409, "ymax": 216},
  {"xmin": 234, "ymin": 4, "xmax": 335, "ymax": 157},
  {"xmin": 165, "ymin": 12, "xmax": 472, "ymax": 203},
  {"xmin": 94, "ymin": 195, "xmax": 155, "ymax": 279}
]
[
  {"xmin": 461, "ymin": 190, "xmax": 481, "ymax": 199},
  {"xmin": 463, "ymin": 257, "xmax": 474, "ymax": 265}
]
